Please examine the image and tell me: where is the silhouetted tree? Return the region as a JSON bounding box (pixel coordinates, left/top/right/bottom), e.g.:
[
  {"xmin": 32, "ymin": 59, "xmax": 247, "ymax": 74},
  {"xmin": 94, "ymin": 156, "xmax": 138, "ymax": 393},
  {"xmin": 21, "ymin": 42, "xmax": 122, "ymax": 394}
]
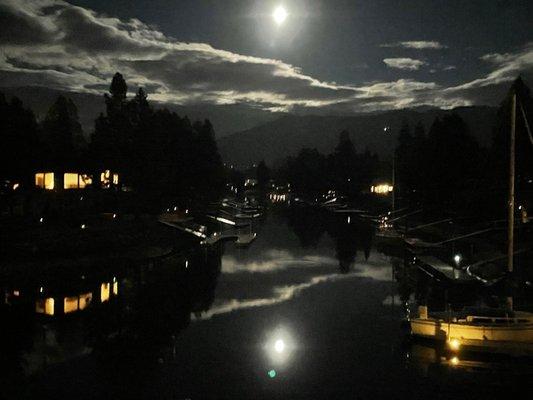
[
  {"xmin": 41, "ymin": 95, "xmax": 84, "ymax": 171},
  {"xmin": 0, "ymin": 93, "xmax": 39, "ymax": 186},
  {"xmin": 256, "ymin": 160, "xmax": 270, "ymax": 188},
  {"xmin": 486, "ymin": 77, "xmax": 533, "ymax": 216}
]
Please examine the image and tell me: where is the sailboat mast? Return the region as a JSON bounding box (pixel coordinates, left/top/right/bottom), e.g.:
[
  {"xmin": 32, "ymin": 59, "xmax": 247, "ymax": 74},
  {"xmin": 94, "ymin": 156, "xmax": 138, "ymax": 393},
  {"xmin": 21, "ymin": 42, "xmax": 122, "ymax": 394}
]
[
  {"xmin": 506, "ymin": 92, "xmax": 517, "ymax": 309},
  {"xmin": 508, "ymin": 92, "xmax": 516, "ymax": 276},
  {"xmin": 507, "ymin": 92, "xmax": 516, "ymax": 311}
]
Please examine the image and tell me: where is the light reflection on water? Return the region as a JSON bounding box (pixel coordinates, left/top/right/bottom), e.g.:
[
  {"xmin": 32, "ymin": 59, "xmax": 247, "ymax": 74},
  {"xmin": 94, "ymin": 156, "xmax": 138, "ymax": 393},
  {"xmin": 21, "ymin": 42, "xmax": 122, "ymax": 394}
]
[
  {"xmin": 196, "ymin": 251, "xmax": 395, "ymax": 321},
  {"xmin": 4, "ymin": 208, "xmax": 532, "ymax": 398}
]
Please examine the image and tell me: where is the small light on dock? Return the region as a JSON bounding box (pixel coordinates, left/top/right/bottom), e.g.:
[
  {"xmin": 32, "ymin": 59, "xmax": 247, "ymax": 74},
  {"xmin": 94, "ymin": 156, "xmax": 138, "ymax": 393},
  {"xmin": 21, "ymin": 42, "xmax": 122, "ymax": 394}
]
[{"xmin": 448, "ymin": 338, "xmax": 461, "ymax": 351}]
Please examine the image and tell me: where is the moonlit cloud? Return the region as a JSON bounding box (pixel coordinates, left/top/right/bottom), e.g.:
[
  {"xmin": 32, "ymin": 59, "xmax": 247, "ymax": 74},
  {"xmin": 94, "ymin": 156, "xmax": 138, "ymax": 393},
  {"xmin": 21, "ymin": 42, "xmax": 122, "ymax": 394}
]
[
  {"xmin": 0, "ymin": 0, "xmax": 532, "ymax": 114},
  {"xmin": 383, "ymin": 58, "xmax": 427, "ymax": 71},
  {"xmin": 381, "ymin": 41, "xmax": 447, "ymax": 49}
]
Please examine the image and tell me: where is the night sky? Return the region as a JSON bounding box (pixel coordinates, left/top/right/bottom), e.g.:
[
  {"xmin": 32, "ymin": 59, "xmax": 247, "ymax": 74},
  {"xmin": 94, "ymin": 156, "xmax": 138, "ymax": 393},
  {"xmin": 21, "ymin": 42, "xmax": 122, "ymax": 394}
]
[{"xmin": 1, "ymin": 0, "xmax": 532, "ymax": 114}]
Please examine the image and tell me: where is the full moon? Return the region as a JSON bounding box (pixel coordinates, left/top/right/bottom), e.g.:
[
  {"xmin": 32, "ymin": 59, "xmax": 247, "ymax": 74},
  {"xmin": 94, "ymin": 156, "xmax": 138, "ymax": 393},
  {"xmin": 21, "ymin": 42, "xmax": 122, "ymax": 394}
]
[
  {"xmin": 273, "ymin": 6, "xmax": 288, "ymax": 25},
  {"xmin": 274, "ymin": 339, "xmax": 285, "ymax": 353}
]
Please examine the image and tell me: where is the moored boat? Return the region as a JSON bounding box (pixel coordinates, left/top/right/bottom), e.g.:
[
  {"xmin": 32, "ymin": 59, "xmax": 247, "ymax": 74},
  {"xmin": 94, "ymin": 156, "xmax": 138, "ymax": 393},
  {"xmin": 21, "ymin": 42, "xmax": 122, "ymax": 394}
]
[{"xmin": 410, "ymin": 306, "xmax": 533, "ymax": 355}]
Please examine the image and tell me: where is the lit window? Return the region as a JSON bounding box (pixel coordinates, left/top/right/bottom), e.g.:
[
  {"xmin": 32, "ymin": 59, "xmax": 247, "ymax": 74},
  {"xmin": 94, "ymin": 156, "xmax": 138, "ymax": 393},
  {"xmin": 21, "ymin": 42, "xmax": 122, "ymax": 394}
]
[
  {"xmin": 112, "ymin": 173, "xmax": 119, "ymax": 185},
  {"xmin": 79, "ymin": 174, "xmax": 92, "ymax": 188},
  {"xmin": 64, "ymin": 173, "xmax": 79, "ymax": 189},
  {"xmin": 101, "ymin": 170, "xmax": 111, "ymax": 188},
  {"xmin": 112, "ymin": 281, "xmax": 118, "ymax": 296},
  {"xmin": 79, "ymin": 292, "xmax": 93, "ymax": 310},
  {"xmin": 35, "ymin": 298, "xmax": 55, "ymax": 315},
  {"xmin": 64, "ymin": 296, "xmax": 79, "ymax": 313},
  {"xmin": 35, "ymin": 172, "xmax": 55, "ymax": 189},
  {"xmin": 371, "ymin": 184, "xmax": 393, "ymax": 194},
  {"xmin": 100, "ymin": 282, "xmax": 110, "ymax": 302}
]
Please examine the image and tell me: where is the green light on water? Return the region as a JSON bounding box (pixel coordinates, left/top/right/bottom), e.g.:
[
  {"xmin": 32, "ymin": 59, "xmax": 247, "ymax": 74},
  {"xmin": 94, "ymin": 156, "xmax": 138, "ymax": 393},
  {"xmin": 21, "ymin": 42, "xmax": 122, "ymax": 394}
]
[{"xmin": 268, "ymin": 369, "xmax": 276, "ymax": 378}]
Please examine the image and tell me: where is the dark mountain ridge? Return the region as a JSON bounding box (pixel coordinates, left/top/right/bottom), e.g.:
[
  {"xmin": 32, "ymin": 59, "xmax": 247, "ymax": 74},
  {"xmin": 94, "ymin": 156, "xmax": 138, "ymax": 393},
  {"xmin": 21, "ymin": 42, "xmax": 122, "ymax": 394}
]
[{"xmin": 218, "ymin": 106, "xmax": 498, "ymax": 167}]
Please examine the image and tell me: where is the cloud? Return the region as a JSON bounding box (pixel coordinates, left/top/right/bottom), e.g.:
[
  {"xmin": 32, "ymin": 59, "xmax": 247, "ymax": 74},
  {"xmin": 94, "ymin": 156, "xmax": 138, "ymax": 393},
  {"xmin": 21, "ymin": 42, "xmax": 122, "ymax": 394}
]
[
  {"xmin": 442, "ymin": 43, "xmax": 533, "ymax": 104},
  {"xmin": 383, "ymin": 58, "xmax": 427, "ymax": 70},
  {"xmin": 381, "ymin": 41, "xmax": 447, "ymax": 49},
  {"xmin": 0, "ymin": 1, "xmax": 531, "ymax": 114}
]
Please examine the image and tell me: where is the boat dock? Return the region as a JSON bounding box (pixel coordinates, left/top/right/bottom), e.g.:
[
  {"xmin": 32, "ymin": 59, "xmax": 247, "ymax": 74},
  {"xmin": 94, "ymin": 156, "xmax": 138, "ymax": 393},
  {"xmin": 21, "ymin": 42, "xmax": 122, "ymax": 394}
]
[{"xmin": 415, "ymin": 254, "xmax": 474, "ymax": 283}]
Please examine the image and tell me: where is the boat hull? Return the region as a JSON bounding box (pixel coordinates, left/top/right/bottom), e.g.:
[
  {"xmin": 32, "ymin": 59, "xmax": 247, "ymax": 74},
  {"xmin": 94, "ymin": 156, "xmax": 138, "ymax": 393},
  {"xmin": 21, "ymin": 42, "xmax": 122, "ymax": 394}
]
[{"xmin": 410, "ymin": 317, "xmax": 533, "ymax": 355}]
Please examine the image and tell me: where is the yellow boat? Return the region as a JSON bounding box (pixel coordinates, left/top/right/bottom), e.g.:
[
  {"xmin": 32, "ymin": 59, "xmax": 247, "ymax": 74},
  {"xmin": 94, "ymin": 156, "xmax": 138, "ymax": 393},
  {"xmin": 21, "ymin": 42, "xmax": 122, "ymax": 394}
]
[
  {"xmin": 410, "ymin": 306, "xmax": 533, "ymax": 355},
  {"xmin": 410, "ymin": 87, "xmax": 533, "ymax": 357}
]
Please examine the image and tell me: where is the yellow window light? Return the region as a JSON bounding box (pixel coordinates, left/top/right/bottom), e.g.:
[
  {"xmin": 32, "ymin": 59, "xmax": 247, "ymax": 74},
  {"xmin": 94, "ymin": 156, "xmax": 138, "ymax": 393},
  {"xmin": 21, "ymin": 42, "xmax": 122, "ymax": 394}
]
[
  {"xmin": 64, "ymin": 296, "xmax": 79, "ymax": 313},
  {"xmin": 112, "ymin": 281, "xmax": 118, "ymax": 296},
  {"xmin": 101, "ymin": 170, "xmax": 112, "ymax": 188},
  {"xmin": 79, "ymin": 292, "xmax": 93, "ymax": 310},
  {"xmin": 100, "ymin": 282, "xmax": 110, "ymax": 302},
  {"xmin": 35, "ymin": 172, "xmax": 55, "ymax": 189},
  {"xmin": 44, "ymin": 173, "xmax": 54, "ymax": 190},
  {"xmin": 64, "ymin": 173, "xmax": 79, "ymax": 189},
  {"xmin": 35, "ymin": 298, "xmax": 55, "ymax": 316},
  {"xmin": 371, "ymin": 184, "xmax": 393, "ymax": 194},
  {"xmin": 79, "ymin": 174, "xmax": 92, "ymax": 189}
]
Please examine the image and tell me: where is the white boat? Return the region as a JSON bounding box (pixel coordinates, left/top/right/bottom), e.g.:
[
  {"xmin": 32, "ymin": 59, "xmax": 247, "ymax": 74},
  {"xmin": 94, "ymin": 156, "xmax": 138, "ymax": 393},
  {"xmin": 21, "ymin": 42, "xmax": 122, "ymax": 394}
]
[{"xmin": 410, "ymin": 306, "xmax": 533, "ymax": 355}]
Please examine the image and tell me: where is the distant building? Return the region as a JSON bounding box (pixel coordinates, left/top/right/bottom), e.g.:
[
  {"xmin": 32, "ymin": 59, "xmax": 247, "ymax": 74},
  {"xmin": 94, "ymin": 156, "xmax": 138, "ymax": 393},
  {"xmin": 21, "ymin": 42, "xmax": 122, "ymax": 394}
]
[{"xmin": 370, "ymin": 183, "xmax": 393, "ymax": 195}]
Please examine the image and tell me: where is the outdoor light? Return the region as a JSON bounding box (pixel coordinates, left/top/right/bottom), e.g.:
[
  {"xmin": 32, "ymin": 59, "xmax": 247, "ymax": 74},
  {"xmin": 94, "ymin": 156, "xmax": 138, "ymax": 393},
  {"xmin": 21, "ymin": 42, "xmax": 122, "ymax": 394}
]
[
  {"xmin": 39, "ymin": 217, "xmax": 44, "ymax": 223},
  {"xmin": 450, "ymin": 356, "xmax": 459, "ymax": 365},
  {"xmin": 81, "ymin": 224, "xmax": 86, "ymax": 229},
  {"xmin": 185, "ymin": 260, "xmax": 189, "ymax": 268},
  {"xmin": 448, "ymin": 338, "xmax": 461, "ymax": 351},
  {"xmin": 454, "ymin": 254, "xmax": 461, "ymax": 265}
]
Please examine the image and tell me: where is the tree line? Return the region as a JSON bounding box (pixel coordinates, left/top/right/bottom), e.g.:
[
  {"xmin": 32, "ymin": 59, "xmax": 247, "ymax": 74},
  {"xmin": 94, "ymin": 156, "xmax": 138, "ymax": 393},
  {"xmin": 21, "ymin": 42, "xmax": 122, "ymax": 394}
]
[
  {"xmin": 264, "ymin": 77, "xmax": 533, "ymax": 219},
  {"xmin": 395, "ymin": 77, "xmax": 533, "ymax": 217},
  {"xmin": 0, "ymin": 73, "xmax": 225, "ymax": 206},
  {"xmin": 273, "ymin": 130, "xmax": 381, "ymax": 197}
]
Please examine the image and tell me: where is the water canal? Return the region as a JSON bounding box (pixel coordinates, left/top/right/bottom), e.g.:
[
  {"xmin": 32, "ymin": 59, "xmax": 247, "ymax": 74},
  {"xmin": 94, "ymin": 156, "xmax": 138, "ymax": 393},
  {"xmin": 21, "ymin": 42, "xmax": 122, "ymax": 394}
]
[{"xmin": 2, "ymin": 208, "xmax": 532, "ymax": 399}]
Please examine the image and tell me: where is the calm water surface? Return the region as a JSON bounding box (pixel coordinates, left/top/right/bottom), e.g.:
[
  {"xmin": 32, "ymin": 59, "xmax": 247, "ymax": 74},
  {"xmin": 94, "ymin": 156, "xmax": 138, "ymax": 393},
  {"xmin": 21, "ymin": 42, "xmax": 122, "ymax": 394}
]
[{"xmin": 3, "ymin": 209, "xmax": 532, "ymax": 399}]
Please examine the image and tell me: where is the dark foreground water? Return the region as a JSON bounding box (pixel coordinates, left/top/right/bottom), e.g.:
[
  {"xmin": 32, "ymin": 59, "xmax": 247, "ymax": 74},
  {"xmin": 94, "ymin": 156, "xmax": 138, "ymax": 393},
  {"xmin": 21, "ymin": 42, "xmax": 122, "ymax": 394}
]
[{"xmin": 2, "ymin": 209, "xmax": 532, "ymax": 399}]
